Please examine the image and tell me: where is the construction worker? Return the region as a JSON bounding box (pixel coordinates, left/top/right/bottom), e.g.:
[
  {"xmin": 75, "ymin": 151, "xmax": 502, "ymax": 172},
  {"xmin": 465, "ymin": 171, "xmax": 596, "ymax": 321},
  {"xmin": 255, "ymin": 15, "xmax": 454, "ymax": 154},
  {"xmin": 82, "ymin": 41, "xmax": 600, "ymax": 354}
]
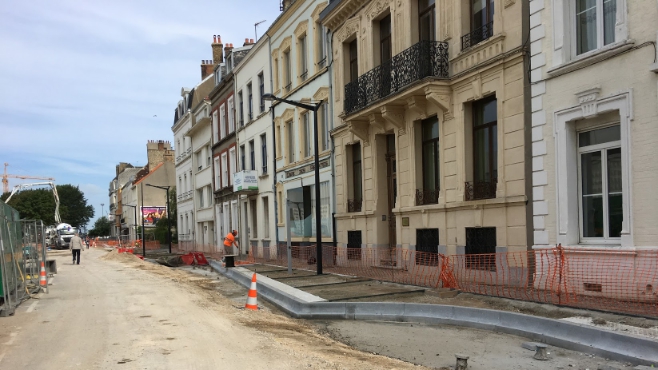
[
  {"xmin": 223, "ymin": 230, "xmax": 239, "ymax": 255},
  {"xmin": 70, "ymin": 231, "xmax": 84, "ymax": 265}
]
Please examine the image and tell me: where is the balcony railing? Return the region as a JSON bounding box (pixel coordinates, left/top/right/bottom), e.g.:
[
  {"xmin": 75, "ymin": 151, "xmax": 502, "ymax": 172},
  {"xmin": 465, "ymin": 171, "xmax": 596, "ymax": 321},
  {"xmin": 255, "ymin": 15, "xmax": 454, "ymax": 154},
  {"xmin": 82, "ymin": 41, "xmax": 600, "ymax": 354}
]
[
  {"xmin": 415, "ymin": 188, "xmax": 439, "ymax": 206},
  {"xmin": 347, "ymin": 199, "xmax": 362, "ymax": 213},
  {"xmin": 283, "ymin": 82, "xmax": 292, "ymax": 93},
  {"xmin": 464, "ymin": 179, "xmax": 497, "ymax": 201},
  {"xmin": 317, "ymin": 57, "xmax": 327, "ymax": 69},
  {"xmin": 300, "ymin": 70, "xmax": 308, "ymax": 81},
  {"xmin": 177, "ymin": 190, "xmax": 194, "ymax": 202},
  {"xmin": 461, "ymin": 21, "xmax": 494, "ymax": 50},
  {"xmin": 176, "ymin": 147, "xmax": 192, "ymax": 164},
  {"xmin": 344, "ymin": 40, "xmax": 449, "ymax": 115}
]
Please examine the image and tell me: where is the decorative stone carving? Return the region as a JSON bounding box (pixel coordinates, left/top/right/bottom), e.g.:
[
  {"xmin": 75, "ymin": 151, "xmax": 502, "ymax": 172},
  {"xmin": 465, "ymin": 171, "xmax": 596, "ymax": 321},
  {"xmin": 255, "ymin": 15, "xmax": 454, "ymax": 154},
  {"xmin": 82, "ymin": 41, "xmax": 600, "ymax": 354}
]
[
  {"xmin": 575, "ymin": 87, "xmax": 601, "ymax": 118},
  {"xmin": 281, "ymin": 108, "xmax": 295, "ymax": 122},
  {"xmin": 366, "ymin": 0, "xmax": 390, "ymax": 21},
  {"xmin": 347, "ymin": 119, "xmax": 370, "ymax": 145},
  {"xmin": 336, "ymin": 17, "xmax": 360, "ymax": 43},
  {"xmin": 313, "ymin": 86, "xmax": 330, "ymax": 102},
  {"xmin": 368, "ymin": 113, "xmax": 386, "ymax": 134},
  {"xmin": 425, "ymin": 85, "xmax": 452, "ymax": 114},
  {"xmin": 380, "ymin": 106, "xmax": 405, "ymax": 129},
  {"xmin": 406, "ymin": 96, "xmax": 427, "ymax": 117},
  {"xmin": 294, "ymin": 20, "xmax": 309, "ymax": 38},
  {"xmin": 279, "ymin": 36, "xmax": 292, "ymax": 52},
  {"xmin": 311, "ymin": 2, "xmax": 328, "ymax": 21},
  {"xmin": 504, "ymin": 0, "xmax": 515, "ymax": 7}
]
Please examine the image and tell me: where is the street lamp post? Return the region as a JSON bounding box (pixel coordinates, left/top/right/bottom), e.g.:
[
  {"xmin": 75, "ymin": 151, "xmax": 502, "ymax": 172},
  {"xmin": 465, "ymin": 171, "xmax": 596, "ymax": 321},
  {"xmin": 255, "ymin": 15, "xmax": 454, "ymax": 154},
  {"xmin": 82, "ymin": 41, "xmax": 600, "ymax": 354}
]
[
  {"xmin": 123, "ymin": 204, "xmax": 138, "ymax": 246},
  {"xmin": 100, "ymin": 203, "xmax": 104, "ymax": 218},
  {"xmin": 146, "ymin": 184, "xmax": 172, "ymax": 254},
  {"xmin": 262, "ymin": 93, "xmax": 323, "ymax": 275}
]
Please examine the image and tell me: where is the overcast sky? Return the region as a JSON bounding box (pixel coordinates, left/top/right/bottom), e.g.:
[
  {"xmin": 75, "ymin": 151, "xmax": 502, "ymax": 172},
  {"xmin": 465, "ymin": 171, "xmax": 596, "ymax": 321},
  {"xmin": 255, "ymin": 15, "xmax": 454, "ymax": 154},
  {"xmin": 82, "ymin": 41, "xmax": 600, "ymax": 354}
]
[{"xmin": 0, "ymin": 0, "xmax": 279, "ymax": 228}]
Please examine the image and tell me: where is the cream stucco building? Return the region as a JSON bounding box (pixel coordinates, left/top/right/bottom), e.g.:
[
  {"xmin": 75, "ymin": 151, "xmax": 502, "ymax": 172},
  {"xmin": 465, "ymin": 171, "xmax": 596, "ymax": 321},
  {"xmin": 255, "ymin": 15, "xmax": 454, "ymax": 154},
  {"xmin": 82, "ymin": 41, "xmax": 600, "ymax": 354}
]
[
  {"xmin": 528, "ymin": 0, "xmax": 658, "ymax": 300},
  {"xmin": 321, "ymin": 0, "xmax": 532, "ymax": 264}
]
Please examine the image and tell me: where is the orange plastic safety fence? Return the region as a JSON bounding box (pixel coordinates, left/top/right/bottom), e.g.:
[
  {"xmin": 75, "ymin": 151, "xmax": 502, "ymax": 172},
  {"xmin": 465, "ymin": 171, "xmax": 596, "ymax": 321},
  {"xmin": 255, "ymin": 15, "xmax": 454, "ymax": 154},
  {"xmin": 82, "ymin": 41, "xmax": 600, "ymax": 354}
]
[{"xmin": 247, "ymin": 244, "xmax": 657, "ymax": 318}]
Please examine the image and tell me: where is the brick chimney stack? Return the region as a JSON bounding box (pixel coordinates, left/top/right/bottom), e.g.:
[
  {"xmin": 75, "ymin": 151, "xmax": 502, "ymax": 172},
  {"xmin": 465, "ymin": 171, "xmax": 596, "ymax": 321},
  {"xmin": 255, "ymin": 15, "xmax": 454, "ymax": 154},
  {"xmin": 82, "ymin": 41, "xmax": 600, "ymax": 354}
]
[
  {"xmin": 212, "ymin": 35, "xmax": 223, "ymax": 64},
  {"xmin": 281, "ymin": 0, "xmax": 294, "ymax": 11},
  {"xmin": 200, "ymin": 59, "xmax": 214, "ymax": 80},
  {"xmin": 224, "ymin": 43, "xmax": 234, "ymax": 60},
  {"xmin": 243, "ymin": 38, "xmax": 255, "ymax": 46}
]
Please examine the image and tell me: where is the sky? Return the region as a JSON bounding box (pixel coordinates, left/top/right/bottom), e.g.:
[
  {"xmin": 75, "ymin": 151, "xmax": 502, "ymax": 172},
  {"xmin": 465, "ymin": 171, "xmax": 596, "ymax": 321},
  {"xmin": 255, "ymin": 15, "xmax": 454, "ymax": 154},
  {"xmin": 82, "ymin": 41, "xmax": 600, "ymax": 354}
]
[{"xmin": 0, "ymin": 0, "xmax": 280, "ymax": 228}]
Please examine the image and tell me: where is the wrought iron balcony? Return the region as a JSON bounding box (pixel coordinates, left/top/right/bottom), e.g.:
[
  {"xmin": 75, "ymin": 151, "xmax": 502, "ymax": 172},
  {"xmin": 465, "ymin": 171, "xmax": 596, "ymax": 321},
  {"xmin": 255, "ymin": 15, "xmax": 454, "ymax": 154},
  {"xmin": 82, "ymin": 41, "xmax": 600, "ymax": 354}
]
[
  {"xmin": 347, "ymin": 199, "xmax": 362, "ymax": 212},
  {"xmin": 464, "ymin": 179, "xmax": 497, "ymax": 201},
  {"xmin": 461, "ymin": 22, "xmax": 494, "ymax": 50},
  {"xmin": 415, "ymin": 188, "xmax": 439, "ymax": 206},
  {"xmin": 300, "ymin": 70, "xmax": 308, "ymax": 81},
  {"xmin": 344, "ymin": 40, "xmax": 449, "ymax": 115}
]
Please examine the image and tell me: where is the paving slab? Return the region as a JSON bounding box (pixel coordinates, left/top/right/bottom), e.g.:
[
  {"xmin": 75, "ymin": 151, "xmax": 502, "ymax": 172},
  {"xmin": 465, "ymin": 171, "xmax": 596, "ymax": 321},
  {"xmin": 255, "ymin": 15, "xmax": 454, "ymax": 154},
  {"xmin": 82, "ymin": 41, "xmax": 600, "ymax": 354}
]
[
  {"xmin": 300, "ymin": 280, "xmax": 426, "ymax": 302},
  {"xmin": 279, "ymin": 275, "xmax": 370, "ymax": 288}
]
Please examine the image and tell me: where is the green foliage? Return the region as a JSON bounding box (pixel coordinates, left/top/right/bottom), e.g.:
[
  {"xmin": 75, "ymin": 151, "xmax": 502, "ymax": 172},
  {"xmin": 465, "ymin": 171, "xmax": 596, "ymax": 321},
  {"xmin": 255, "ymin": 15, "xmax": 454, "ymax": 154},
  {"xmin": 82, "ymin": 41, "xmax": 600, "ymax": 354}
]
[
  {"xmin": 2, "ymin": 188, "xmax": 57, "ymax": 224},
  {"xmin": 89, "ymin": 216, "xmax": 111, "ymax": 237},
  {"xmin": 57, "ymin": 184, "xmax": 94, "ymax": 227}
]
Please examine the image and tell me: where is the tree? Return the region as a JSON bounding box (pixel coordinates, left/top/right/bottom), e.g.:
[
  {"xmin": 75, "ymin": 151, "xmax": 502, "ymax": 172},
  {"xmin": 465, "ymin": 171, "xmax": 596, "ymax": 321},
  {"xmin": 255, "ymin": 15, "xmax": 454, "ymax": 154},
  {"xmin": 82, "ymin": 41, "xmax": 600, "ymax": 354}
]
[
  {"xmin": 1, "ymin": 188, "xmax": 58, "ymax": 224},
  {"xmin": 89, "ymin": 216, "xmax": 111, "ymax": 237},
  {"xmin": 57, "ymin": 185, "xmax": 94, "ymax": 228},
  {"xmin": 153, "ymin": 186, "xmax": 177, "ymax": 244}
]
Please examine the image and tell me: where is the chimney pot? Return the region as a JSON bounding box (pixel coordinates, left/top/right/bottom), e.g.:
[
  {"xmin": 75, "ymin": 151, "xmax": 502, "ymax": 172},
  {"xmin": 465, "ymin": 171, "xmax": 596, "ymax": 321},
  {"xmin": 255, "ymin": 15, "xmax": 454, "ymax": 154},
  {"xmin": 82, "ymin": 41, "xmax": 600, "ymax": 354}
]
[
  {"xmin": 250, "ymin": 38, "xmax": 255, "ymax": 43},
  {"xmin": 213, "ymin": 35, "xmax": 217, "ymax": 43}
]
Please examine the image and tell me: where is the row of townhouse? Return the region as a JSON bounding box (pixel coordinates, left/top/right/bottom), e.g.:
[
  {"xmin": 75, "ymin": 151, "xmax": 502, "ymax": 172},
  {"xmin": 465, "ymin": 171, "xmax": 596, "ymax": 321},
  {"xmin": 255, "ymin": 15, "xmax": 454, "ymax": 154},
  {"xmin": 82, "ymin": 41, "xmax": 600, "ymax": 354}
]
[{"xmin": 172, "ymin": 0, "xmax": 657, "ymax": 290}]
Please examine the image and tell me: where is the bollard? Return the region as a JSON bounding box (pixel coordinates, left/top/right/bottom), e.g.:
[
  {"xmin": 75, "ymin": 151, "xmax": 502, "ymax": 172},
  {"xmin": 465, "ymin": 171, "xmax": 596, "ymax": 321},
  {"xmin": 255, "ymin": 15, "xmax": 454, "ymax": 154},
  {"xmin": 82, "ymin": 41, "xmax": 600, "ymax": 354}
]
[
  {"xmin": 455, "ymin": 354, "xmax": 469, "ymax": 370},
  {"xmin": 533, "ymin": 343, "xmax": 548, "ymax": 360}
]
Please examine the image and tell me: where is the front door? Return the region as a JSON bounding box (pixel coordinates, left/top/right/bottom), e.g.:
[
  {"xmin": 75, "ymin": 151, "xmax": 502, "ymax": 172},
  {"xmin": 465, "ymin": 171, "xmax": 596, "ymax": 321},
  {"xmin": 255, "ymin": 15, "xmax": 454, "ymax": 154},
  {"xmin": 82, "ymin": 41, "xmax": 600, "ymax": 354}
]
[{"xmin": 386, "ymin": 134, "xmax": 397, "ymax": 248}]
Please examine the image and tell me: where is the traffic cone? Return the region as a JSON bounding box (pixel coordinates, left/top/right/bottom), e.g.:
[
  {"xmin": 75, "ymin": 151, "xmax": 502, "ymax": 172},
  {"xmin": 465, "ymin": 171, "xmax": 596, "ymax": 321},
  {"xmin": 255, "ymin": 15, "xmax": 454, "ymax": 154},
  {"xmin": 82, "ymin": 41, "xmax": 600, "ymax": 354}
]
[
  {"xmin": 39, "ymin": 261, "xmax": 48, "ymax": 288},
  {"xmin": 245, "ymin": 273, "xmax": 258, "ymax": 311}
]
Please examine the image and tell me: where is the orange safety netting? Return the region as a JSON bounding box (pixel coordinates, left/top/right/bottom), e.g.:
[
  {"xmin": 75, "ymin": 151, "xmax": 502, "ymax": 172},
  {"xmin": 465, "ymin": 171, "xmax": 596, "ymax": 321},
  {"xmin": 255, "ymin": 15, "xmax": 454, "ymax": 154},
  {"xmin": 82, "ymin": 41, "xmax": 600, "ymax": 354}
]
[{"xmin": 245, "ymin": 243, "xmax": 658, "ymax": 318}]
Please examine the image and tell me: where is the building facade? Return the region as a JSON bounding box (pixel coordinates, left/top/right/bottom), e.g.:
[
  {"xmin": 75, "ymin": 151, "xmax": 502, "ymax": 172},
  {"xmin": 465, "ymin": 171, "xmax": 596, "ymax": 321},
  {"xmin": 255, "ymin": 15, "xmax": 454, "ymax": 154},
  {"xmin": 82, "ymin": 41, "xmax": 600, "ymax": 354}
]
[
  {"xmin": 270, "ymin": 0, "xmax": 334, "ymax": 250},
  {"xmin": 529, "ymin": 0, "xmax": 657, "ymax": 285},
  {"xmin": 109, "ymin": 162, "xmax": 139, "ymax": 237},
  {"xmin": 233, "ymin": 36, "xmax": 277, "ymax": 257},
  {"xmin": 321, "ymin": 0, "xmax": 531, "ymax": 263},
  {"xmin": 211, "ymin": 42, "xmax": 253, "ymax": 254}
]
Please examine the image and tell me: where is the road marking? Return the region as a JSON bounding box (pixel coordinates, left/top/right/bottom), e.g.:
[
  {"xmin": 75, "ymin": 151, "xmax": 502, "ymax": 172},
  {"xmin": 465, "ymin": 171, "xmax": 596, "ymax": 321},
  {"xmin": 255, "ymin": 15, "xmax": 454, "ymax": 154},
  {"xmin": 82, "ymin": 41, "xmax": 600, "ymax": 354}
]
[{"xmin": 26, "ymin": 300, "xmax": 39, "ymax": 313}]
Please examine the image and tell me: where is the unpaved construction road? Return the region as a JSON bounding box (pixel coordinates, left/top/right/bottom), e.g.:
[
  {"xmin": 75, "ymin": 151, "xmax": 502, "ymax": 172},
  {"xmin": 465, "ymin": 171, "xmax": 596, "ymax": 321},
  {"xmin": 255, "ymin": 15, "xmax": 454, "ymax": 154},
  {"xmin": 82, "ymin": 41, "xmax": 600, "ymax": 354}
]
[{"xmin": 0, "ymin": 248, "xmax": 641, "ymax": 369}]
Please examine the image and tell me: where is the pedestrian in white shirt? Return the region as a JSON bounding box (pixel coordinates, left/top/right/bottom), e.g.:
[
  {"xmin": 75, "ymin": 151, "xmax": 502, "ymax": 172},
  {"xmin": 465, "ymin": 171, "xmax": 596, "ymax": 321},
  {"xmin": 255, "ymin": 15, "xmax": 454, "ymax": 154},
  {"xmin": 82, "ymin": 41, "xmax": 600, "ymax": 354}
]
[{"xmin": 70, "ymin": 232, "xmax": 84, "ymax": 265}]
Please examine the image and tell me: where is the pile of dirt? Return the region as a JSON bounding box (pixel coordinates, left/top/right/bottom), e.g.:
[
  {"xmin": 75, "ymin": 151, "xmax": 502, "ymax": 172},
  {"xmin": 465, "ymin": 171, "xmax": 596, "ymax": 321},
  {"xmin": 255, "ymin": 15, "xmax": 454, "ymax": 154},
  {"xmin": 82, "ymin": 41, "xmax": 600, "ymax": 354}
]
[{"xmin": 100, "ymin": 250, "xmax": 146, "ymax": 264}]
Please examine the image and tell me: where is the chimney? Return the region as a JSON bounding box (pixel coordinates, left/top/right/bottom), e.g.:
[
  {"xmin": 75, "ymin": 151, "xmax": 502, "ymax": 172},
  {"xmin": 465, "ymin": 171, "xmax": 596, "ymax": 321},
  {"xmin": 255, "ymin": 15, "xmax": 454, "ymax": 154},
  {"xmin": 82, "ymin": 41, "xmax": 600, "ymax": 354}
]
[
  {"xmin": 244, "ymin": 38, "xmax": 255, "ymax": 46},
  {"xmin": 280, "ymin": 0, "xmax": 294, "ymax": 11},
  {"xmin": 212, "ymin": 35, "xmax": 223, "ymax": 65},
  {"xmin": 224, "ymin": 43, "xmax": 234, "ymax": 60},
  {"xmin": 200, "ymin": 59, "xmax": 214, "ymax": 80}
]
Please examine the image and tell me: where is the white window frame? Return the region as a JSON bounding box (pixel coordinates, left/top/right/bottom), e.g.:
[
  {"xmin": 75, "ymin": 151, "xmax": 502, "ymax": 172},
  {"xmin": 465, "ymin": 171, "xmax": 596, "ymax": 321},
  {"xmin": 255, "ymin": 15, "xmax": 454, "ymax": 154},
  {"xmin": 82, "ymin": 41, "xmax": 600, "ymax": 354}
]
[
  {"xmin": 552, "ymin": 0, "xmax": 628, "ymax": 66},
  {"xmin": 219, "ymin": 103, "xmax": 227, "ymax": 139},
  {"xmin": 221, "ymin": 152, "xmax": 228, "ymax": 188},
  {"xmin": 198, "ymin": 188, "xmax": 205, "ymax": 208},
  {"xmin": 554, "ymin": 89, "xmax": 632, "ymax": 248},
  {"xmin": 228, "ymin": 147, "xmax": 236, "ymax": 185},
  {"xmin": 212, "ymin": 110, "xmax": 219, "ymax": 144},
  {"xmin": 222, "ymin": 203, "xmax": 230, "ymax": 238},
  {"xmin": 213, "ymin": 157, "xmax": 221, "ymax": 191},
  {"xmin": 231, "ymin": 200, "xmax": 238, "ymax": 235},
  {"xmin": 228, "ymin": 97, "xmax": 235, "ymax": 133},
  {"xmin": 303, "ymin": 112, "xmax": 312, "ymax": 158}
]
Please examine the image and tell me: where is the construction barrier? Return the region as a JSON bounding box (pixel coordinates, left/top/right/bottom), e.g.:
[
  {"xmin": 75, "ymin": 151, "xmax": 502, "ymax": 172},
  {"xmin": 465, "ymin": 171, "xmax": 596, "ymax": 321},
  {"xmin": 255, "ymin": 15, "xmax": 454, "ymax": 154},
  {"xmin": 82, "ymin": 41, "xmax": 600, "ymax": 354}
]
[{"xmin": 245, "ymin": 243, "xmax": 658, "ymax": 318}]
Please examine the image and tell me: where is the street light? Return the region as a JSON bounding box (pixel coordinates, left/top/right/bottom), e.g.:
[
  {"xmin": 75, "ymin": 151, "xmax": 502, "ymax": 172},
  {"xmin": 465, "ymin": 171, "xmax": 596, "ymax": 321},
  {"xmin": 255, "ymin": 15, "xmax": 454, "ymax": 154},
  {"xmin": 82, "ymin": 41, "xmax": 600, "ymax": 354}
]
[
  {"xmin": 145, "ymin": 184, "xmax": 172, "ymax": 254},
  {"xmin": 100, "ymin": 203, "xmax": 104, "ymax": 218},
  {"xmin": 123, "ymin": 204, "xmax": 138, "ymax": 247},
  {"xmin": 262, "ymin": 93, "xmax": 323, "ymax": 275}
]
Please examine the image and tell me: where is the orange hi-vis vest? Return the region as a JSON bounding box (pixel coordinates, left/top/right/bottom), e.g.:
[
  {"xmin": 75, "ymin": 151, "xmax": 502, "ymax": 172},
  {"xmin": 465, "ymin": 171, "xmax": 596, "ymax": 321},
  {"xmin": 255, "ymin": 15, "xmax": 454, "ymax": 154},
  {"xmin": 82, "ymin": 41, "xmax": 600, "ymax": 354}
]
[{"xmin": 224, "ymin": 232, "xmax": 235, "ymax": 247}]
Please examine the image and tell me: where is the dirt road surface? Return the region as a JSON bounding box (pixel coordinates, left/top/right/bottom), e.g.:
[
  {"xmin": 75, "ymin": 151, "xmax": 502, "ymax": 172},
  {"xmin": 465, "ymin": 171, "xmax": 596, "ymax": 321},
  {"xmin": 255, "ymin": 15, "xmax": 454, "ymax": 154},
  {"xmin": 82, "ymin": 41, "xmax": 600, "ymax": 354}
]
[{"xmin": 0, "ymin": 248, "xmax": 423, "ymax": 370}]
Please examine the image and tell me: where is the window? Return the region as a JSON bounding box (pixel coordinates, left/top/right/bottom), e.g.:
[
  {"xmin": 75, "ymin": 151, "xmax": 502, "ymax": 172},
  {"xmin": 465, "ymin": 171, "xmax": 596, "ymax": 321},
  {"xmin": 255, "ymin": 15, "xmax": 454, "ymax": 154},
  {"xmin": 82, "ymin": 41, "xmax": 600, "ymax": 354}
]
[
  {"xmin": 273, "ymin": 57, "xmax": 279, "ymax": 91},
  {"xmin": 316, "ymin": 22, "xmax": 326, "ymax": 68},
  {"xmin": 465, "ymin": 227, "xmax": 496, "ymax": 271},
  {"xmin": 214, "ymin": 157, "xmax": 220, "ymax": 191},
  {"xmin": 463, "ymin": 0, "xmax": 494, "ymax": 49},
  {"xmin": 206, "ymin": 145, "xmax": 211, "ymax": 167},
  {"xmin": 198, "ymin": 188, "xmax": 205, "ymax": 208},
  {"xmin": 467, "ymin": 97, "xmax": 497, "ymax": 200},
  {"xmin": 283, "ymin": 50, "xmax": 292, "ymax": 92},
  {"xmin": 299, "ymin": 35, "xmax": 308, "ymax": 81},
  {"xmin": 261, "ymin": 134, "xmax": 268, "ymax": 174},
  {"xmin": 258, "ymin": 73, "xmax": 265, "ymax": 113},
  {"xmin": 238, "ymin": 91, "xmax": 244, "ymax": 127},
  {"xmin": 219, "ymin": 103, "xmax": 226, "ymax": 139},
  {"xmin": 231, "ymin": 201, "xmax": 238, "ymax": 236},
  {"xmin": 228, "ymin": 97, "xmax": 235, "ymax": 133},
  {"xmin": 221, "ymin": 152, "xmax": 228, "ymax": 188},
  {"xmin": 229, "ymin": 147, "xmax": 236, "ymax": 185},
  {"xmin": 419, "ymin": 0, "xmax": 436, "ymax": 41},
  {"xmin": 416, "ymin": 229, "xmax": 439, "ymax": 266},
  {"xmin": 347, "ymin": 230, "xmax": 362, "ymax": 260},
  {"xmin": 576, "ymin": 0, "xmax": 616, "ymax": 55},
  {"xmin": 286, "ymin": 120, "xmax": 295, "ymax": 163},
  {"xmin": 303, "ymin": 112, "xmax": 312, "ymax": 158},
  {"xmin": 222, "ymin": 203, "xmax": 230, "ymax": 239},
  {"xmin": 579, "ymin": 125, "xmax": 622, "ymax": 240},
  {"xmin": 179, "ymin": 177, "xmax": 182, "ymax": 193},
  {"xmin": 212, "ymin": 110, "xmax": 219, "ymax": 143},
  {"xmin": 249, "ymin": 140, "xmax": 255, "ymax": 170},
  {"xmin": 240, "ymin": 145, "xmax": 246, "ymax": 171},
  {"xmin": 349, "ymin": 40, "xmax": 358, "ymax": 83},
  {"xmin": 262, "ymin": 197, "xmax": 270, "ymax": 238},
  {"xmin": 348, "ymin": 143, "xmax": 362, "ymax": 212},
  {"xmin": 379, "ymin": 14, "xmax": 392, "ymax": 66},
  {"xmin": 250, "ymin": 198, "xmax": 258, "ymax": 239},
  {"xmin": 287, "ymin": 181, "xmax": 331, "ymax": 238},
  {"xmin": 196, "ymin": 150, "xmax": 203, "ymax": 171},
  {"xmin": 247, "ymin": 83, "xmax": 253, "ymax": 121},
  {"xmin": 184, "ymin": 174, "xmax": 187, "ymax": 192},
  {"xmin": 418, "ymin": 116, "xmax": 440, "ymax": 205}
]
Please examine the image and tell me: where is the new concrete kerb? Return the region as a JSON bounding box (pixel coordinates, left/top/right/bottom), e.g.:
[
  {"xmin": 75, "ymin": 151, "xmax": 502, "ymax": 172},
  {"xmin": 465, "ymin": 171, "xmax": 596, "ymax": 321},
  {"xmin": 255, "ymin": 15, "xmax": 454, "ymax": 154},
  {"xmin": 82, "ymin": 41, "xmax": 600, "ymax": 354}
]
[{"xmin": 209, "ymin": 261, "xmax": 658, "ymax": 365}]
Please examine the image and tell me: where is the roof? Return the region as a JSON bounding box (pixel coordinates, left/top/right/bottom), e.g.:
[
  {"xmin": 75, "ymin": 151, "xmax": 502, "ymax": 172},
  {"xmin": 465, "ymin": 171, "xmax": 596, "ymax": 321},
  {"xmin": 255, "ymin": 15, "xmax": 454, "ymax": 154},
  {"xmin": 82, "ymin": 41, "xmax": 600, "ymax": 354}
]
[{"xmin": 132, "ymin": 162, "xmax": 164, "ymax": 186}]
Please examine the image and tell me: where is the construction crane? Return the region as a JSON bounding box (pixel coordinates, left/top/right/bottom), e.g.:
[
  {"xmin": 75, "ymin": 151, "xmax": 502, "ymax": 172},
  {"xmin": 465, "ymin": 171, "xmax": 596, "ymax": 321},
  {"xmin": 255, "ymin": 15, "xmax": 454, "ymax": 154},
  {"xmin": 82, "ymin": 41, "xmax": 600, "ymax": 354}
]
[
  {"xmin": 5, "ymin": 182, "xmax": 61, "ymax": 224},
  {"xmin": 2, "ymin": 162, "xmax": 55, "ymax": 193}
]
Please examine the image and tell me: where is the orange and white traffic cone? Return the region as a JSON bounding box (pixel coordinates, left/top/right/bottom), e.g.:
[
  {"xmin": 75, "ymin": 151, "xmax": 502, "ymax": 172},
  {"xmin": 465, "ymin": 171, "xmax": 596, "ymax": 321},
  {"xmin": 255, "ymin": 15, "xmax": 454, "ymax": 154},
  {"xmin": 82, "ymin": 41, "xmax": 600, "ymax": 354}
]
[
  {"xmin": 39, "ymin": 261, "xmax": 48, "ymax": 291},
  {"xmin": 245, "ymin": 273, "xmax": 258, "ymax": 311}
]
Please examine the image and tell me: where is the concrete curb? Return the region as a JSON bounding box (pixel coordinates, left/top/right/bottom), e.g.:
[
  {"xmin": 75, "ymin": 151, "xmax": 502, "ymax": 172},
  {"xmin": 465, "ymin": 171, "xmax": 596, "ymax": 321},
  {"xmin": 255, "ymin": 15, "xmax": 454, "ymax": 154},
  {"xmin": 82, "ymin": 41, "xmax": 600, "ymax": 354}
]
[{"xmin": 209, "ymin": 261, "xmax": 658, "ymax": 365}]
